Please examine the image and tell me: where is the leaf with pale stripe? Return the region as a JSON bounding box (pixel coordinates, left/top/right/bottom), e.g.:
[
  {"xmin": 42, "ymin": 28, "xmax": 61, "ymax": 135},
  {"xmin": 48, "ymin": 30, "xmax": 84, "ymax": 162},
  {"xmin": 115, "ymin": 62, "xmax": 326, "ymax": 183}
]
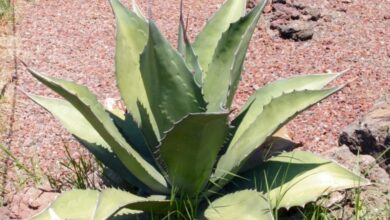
[
  {"xmin": 204, "ymin": 0, "xmax": 267, "ymax": 111},
  {"xmin": 192, "ymin": 0, "xmax": 247, "ymax": 73},
  {"xmin": 110, "ymin": 0, "xmax": 159, "ymax": 141},
  {"xmin": 231, "ymin": 73, "xmax": 341, "ymax": 150},
  {"xmin": 213, "ymin": 87, "xmax": 342, "ymax": 187}
]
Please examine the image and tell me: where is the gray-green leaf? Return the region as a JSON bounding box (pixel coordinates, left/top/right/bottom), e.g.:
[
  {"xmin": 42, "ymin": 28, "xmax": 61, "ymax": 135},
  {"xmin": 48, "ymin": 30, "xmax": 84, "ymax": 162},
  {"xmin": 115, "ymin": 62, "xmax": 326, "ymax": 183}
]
[
  {"xmin": 204, "ymin": 190, "xmax": 274, "ymax": 220},
  {"xmin": 234, "ymin": 151, "xmax": 370, "ymax": 209},
  {"xmin": 204, "ymin": 0, "xmax": 267, "ymax": 112},
  {"xmin": 192, "ymin": 0, "xmax": 247, "ymax": 73},
  {"xmin": 140, "ymin": 22, "xmax": 206, "ymax": 137},
  {"xmin": 213, "ymin": 87, "xmax": 342, "ymax": 188},
  {"xmin": 31, "ymin": 188, "xmax": 170, "ymax": 220},
  {"xmin": 29, "ymin": 69, "xmax": 168, "ymax": 193},
  {"xmin": 159, "ymin": 113, "xmax": 229, "ymax": 196}
]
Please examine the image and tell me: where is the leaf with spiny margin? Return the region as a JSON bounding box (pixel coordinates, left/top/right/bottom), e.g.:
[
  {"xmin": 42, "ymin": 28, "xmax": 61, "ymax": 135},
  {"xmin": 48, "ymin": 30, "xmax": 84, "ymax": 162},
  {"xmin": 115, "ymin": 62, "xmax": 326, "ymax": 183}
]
[
  {"xmin": 29, "ymin": 69, "xmax": 168, "ymax": 193},
  {"xmin": 31, "ymin": 188, "xmax": 170, "ymax": 220},
  {"xmin": 28, "ymin": 95, "xmax": 149, "ymax": 190},
  {"xmin": 204, "ymin": 0, "xmax": 267, "ymax": 112},
  {"xmin": 230, "ymin": 151, "xmax": 369, "ymax": 209},
  {"xmin": 110, "ymin": 0, "xmax": 160, "ymax": 140},
  {"xmin": 212, "ymin": 87, "xmax": 342, "ymax": 188},
  {"xmin": 140, "ymin": 22, "xmax": 206, "ymax": 137},
  {"xmin": 231, "ymin": 73, "xmax": 341, "ymax": 150},
  {"xmin": 204, "ymin": 190, "xmax": 274, "ymax": 220},
  {"xmin": 110, "ymin": 110, "xmax": 156, "ymax": 168},
  {"xmin": 177, "ymin": 4, "xmax": 203, "ymax": 86},
  {"xmin": 192, "ymin": 0, "xmax": 247, "ymax": 73},
  {"xmin": 132, "ymin": 0, "xmax": 146, "ymax": 21},
  {"xmin": 159, "ymin": 113, "xmax": 229, "ymax": 196}
]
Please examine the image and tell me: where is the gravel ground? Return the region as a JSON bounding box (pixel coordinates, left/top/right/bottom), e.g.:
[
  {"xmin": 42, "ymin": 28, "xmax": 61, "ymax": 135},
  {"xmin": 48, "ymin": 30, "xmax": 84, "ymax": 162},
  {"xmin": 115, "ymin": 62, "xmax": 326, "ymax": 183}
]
[{"xmin": 0, "ymin": 0, "xmax": 389, "ymax": 218}]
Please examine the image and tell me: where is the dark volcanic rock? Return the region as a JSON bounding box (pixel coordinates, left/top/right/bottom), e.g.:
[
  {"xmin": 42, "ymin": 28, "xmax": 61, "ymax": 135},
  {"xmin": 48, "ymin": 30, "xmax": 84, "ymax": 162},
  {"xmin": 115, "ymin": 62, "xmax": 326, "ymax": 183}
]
[
  {"xmin": 339, "ymin": 94, "xmax": 390, "ymax": 173},
  {"xmin": 278, "ymin": 20, "xmax": 314, "ymax": 41}
]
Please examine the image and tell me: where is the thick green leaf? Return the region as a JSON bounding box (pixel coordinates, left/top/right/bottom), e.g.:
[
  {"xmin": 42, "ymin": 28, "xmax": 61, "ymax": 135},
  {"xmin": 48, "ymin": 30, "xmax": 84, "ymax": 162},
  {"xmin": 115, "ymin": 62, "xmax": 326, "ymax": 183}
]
[
  {"xmin": 28, "ymin": 95, "xmax": 149, "ymax": 190},
  {"xmin": 233, "ymin": 151, "xmax": 369, "ymax": 209},
  {"xmin": 204, "ymin": 190, "xmax": 274, "ymax": 220},
  {"xmin": 110, "ymin": 110, "xmax": 156, "ymax": 167},
  {"xmin": 29, "ymin": 70, "xmax": 168, "ymax": 193},
  {"xmin": 31, "ymin": 189, "xmax": 170, "ymax": 220},
  {"xmin": 140, "ymin": 22, "xmax": 206, "ymax": 137},
  {"xmin": 110, "ymin": 0, "xmax": 159, "ymax": 140},
  {"xmin": 192, "ymin": 0, "xmax": 247, "ymax": 73},
  {"xmin": 204, "ymin": 0, "xmax": 267, "ymax": 112},
  {"xmin": 178, "ymin": 12, "xmax": 203, "ymax": 86},
  {"xmin": 159, "ymin": 113, "xmax": 229, "ymax": 196},
  {"xmin": 213, "ymin": 87, "xmax": 342, "ymax": 187},
  {"xmin": 231, "ymin": 73, "xmax": 341, "ymax": 151}
]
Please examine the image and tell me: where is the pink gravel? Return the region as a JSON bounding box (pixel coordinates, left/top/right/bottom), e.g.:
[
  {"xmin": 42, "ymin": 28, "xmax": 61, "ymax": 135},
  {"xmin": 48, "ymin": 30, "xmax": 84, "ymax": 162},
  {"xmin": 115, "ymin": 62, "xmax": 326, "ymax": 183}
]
[{"xmin": 0, "ymin": 0, "xmax": 389, "ymax": 218}]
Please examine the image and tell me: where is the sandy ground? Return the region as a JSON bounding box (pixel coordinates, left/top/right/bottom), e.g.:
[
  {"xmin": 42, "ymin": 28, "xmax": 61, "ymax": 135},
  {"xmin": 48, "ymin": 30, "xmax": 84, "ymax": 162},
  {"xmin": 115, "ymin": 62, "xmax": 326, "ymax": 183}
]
[{"xmin": 0, "ymin": 0, "xmax": 389, "ymax": 218}]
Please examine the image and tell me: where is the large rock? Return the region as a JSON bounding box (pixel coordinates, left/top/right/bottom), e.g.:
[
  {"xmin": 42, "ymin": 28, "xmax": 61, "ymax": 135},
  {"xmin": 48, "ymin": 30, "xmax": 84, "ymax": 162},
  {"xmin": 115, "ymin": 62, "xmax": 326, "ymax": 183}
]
[
  {"xmin": 339, "ymin": 94, "xmax": 390, "ymax": 173},
  {"xmin": 322, "ymin": 146, "xmax": 390, "ymax": 219}
]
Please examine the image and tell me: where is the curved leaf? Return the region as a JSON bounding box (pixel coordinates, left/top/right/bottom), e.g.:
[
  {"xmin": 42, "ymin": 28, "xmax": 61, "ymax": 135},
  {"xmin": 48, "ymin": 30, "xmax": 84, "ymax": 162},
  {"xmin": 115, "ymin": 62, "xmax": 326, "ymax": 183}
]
[
  {"xmin": 110, "ymin": 0, "xmax": 159, "ymax": 140},
  {"xmin": 29, "ymin": 69, "xmax": 168, "ymax": 193},
  {"xmin": 232, "ymin": 151, "xmax": 369, "ymax": 209},
  {"xmin": 192, "ymin": 0, "xmax": 247, "ymax": 73},
  {"xmin": 31, "ymin": 188, "xmax": 170, "ymax": 220},
  {"xmin": 140, "ymin": 22, "xmax": 206, "ymax": 137},
  {"xmin": 159, "ymin": 113, "xmax": 229, "ymax": 196},
  {"xmin": 233, "ymin": 73, "xmax": 341, "ymax": 129},
  {"xmin": 131, "ymin": 0, "xmax": 146, "ymax": 21},
  {"xmin": 213, "ymin": 87, "xmax": 342, "ymax": 188},
  {"xmin": 178, "ymin": 7, "xmax": 203, "ymax": 86},
  {"xmin": 28, "ymin": 95, "xmax": 149, "ymax": 190},
  {"xmin": 204, "ymin": 0, "xmax": 267, "ymax": 112},
  {"xmin": 204, "ymin": 190, "xmax": 274, "ymax": 220}
]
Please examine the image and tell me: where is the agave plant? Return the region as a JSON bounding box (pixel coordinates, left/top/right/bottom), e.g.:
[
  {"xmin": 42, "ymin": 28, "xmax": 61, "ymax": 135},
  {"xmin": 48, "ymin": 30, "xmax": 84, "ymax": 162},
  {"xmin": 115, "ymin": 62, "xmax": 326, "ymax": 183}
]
[{"xmin": 29, "ymin": 0, "xmax": 367, "ymax": 219}]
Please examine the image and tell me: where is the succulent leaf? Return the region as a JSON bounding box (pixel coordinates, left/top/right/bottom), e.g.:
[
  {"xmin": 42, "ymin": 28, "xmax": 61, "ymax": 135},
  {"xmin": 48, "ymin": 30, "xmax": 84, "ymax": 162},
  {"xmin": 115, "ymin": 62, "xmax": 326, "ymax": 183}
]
[
  {"xmin": 204, "ymin": 0, "xmax": 267, "ymax": 112},
  {"xmin": 213, "ymin": 87, "xmax": 342, "ymax": 188},
  {"xmin": 231, "ymin": 73, "xmax": 341, "ymax": 152},
  {"xmin": 29, "ymin": 69, "xmax": 168, "ymax": 193},
  {"xmin": 159, "ymin": 113, "xmax": 229, "ymax": 196},
  {"xmin": 140, "ymin": 22, "xmax": 206, "ymax": 137},
  {"xmin": 192, "ymin": 0, "xmax": 247, "ymax": 73},
  {"xmin": 28, "ymin": 95, "xmax": 149, "ymax": 190},
  {"xmin": 178, "ymin": 10, "xmax": 203, "ymax": 86},
  {"xmin": 110, "ymin": 110, "xmax": 157, "ymax": 169},
  {"xmin": 110, "ymin": 0, "xmax": 160, "ymax": 140},
  {"xmin": 232, "ymin": 151, "xmax": 369, "ymax": 209},
  {"xmin": 31, "ymin": 188, "xmax": 170, "ymax": 220},
  {"xmin": 131, "ymin": 0, "xmax": 146, "ymax": 21},
  {"xmin": 204, "ymin": 190, "xmax": 274, "ymax": 220}
]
